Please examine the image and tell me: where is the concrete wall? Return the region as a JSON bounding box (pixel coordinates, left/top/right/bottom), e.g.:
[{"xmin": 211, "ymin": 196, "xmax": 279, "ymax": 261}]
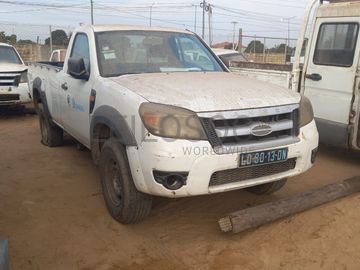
[
  {"xmin": 244, "ymin": 53, "xmax": 286, "ymax": 64},
  {"xmin": 14, "ymin": 44, "xmax": 67, "ymax": 62}
]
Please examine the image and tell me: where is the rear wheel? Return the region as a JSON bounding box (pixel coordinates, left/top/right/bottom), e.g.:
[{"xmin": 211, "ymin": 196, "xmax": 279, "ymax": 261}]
[
  {"xmin": 37, "ymin": 102, "xmax": 63, "ymax": 147},
  {"xmin": 246, "ymin": 178, "xmax": 287, "ymax": 195},
  {"xmin": 99, "ymin": 137, "xmax": 153, "ymax": 224}
]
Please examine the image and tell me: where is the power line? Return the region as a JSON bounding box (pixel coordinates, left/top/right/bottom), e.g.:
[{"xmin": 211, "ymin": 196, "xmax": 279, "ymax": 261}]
[{"xmin": 0, "ymin": 0, "xmax": 305, "ymax": 39}]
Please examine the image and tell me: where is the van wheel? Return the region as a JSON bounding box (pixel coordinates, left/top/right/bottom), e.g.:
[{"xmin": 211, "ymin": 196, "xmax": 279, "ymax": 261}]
[
  {"xmin": 246, "ymin": 179, "xmax": 287, "ymax": 195},
  {"xmin": 37, "ymin": 103, "xmax": 63, "ymax": 147},
  {"xmin": 99, "ymin": 138, "xmax": 153, "ymax": 224}
]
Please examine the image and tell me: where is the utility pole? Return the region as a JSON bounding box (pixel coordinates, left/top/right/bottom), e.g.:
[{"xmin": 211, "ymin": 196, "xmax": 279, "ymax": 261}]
[
  {"xmin": 201, "ymin": 0, "xmax": 206, "ymax": 39},
  {"xmin": 193, "ymin": 4, "xmax": 197, "ymax": 33},
  {"xmin": 90, "ymin": 0, "xmax": 94, "ymax": 25},
  {"xmin": 200, "ymin": 1, "xmax": 211, "ymax": 40},
  {"xmin": 49, "ymin": 25, "xmax": 53, "ymax": 53},
  {"xmin": 231, "ymin": 21, "xmax": 238, "ymax": 50},
  {"xmin": 282, "ymin": 16, "xmax": 295, "ymax": 63},
  {"xmin": 237, "ymin": 28, "xmax": 243, "ymax": 53},
  {"xmin": 208, "ymin": 4, "xmax": 212, "ymax": 45},
  {"xmin": 149, "ymin": 5, "xmax": 153, "ymax": 27}
]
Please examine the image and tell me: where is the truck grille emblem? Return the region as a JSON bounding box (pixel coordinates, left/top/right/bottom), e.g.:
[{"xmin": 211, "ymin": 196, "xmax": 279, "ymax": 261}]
[{"xmin": 251, "ymin": 123, "xmax": 273, "ymax": 137}]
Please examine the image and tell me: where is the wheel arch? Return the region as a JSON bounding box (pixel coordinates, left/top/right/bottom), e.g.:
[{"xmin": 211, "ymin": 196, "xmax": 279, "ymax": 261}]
[
  {"xmin": 32, "ymin": 77, "xmax": 53, "ymax": 119},
  {"xmin": 90, "ymin": 105, "xmax": 137, "ymax": 164}
]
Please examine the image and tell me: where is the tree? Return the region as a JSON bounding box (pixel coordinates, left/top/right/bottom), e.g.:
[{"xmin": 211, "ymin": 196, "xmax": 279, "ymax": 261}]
[
  {"xmin": 0, "ymin": 32, "xmax": 17, "ymax": 44},
  {"xmin": 269, "ymin": 43, "xmax": 295, "ymax": 55},
  {"xmin": 18, "ymin": 39, "xmax": 35, "ymax": 44},
  {"xmin": 45, "ymin": 30, "xmax": 69, "ymax": 46},
  {"xmin": 245, "ymin": 40, "xmax": 264, "ymax": 54},
  {"xmin": 224, "ymin": 43, "xmax": 236, "ymax": 50}
]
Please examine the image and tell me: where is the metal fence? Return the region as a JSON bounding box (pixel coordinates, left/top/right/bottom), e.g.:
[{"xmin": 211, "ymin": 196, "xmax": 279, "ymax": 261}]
[
  {"xmin": 212, "ymin": 32, "xmax": 298, "ymax": 64},
  {"xmin": 240, "ymin": 34, "xmax": 298, "ymax": 64}
]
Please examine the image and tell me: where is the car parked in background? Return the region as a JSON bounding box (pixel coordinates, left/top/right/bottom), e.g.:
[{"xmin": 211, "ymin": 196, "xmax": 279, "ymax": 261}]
[
  {"xmin": 49, "ymin": 49, "xmax": 67, "ymax": 62},
  {"xmin": 212, "ymin": 48, "xmax": 248, "ymax": 67},
  {"xmin": 0, "ymin": 43, "xmax": 31, "ymax": 108}
]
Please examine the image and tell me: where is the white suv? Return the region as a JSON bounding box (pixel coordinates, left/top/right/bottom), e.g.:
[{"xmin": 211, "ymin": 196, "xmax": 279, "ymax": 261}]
[{"xmin": 0, "ymin": 43, "xmax": 31, "ymax": 108}]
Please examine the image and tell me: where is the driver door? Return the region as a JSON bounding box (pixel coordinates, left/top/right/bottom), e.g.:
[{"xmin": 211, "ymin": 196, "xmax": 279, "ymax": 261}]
[{"xmin": 58, "ymin": 33, "xmax": 92, "ymax": 146}]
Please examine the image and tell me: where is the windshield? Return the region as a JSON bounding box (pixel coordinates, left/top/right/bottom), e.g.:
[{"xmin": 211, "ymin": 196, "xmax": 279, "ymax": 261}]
[
  {"xmin": 96, "ymin": 31, "xmax": 224, "ymax": 77},
  {"xmin": 0, "ymin": 46, "xmax": 22, "ymax": 64}
]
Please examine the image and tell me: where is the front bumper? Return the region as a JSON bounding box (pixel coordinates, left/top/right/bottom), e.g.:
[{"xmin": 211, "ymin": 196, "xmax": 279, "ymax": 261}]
[
  {"xmin": 127, "ymin": 120, "xmax": 319, "ymax": 198},
  {"xmin": 0, "ymin": 83, "xmax": 32, "ymax": 106}
]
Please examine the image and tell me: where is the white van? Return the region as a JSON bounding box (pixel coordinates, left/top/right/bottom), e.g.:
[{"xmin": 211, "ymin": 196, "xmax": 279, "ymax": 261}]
[
  {"xmin": 294, "ymin": 0, "xmax": 360, "ymax": 150},
  {"xmin": 231, "ymin": 0, "xmax": 360, "ymax": 151}
]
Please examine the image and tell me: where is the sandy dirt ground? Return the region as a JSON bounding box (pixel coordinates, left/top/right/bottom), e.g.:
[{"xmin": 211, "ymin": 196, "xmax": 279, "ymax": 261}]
[{"xmin": 0, "ymin": 112, "xmax": 360, "ymax": 270}]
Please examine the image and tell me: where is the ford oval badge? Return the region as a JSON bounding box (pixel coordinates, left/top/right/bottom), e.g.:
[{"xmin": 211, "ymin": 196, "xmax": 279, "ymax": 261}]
[{"xmin": 251, "ymin": 123, "xmax": 273, "ymax": 137}]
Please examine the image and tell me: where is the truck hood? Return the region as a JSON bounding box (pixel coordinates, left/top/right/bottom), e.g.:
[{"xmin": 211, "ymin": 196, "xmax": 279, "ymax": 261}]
[
  {"xmin": 0, "ymin": 63, "xmax": 27, "ymax": 73},
  {"xmin": 110, "ymin": 72, "xmax": 300, "ymax": 112}
]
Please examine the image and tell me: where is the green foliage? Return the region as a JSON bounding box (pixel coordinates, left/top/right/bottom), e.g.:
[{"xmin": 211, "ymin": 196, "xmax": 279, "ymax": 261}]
[
  {"xmin": 0, "ymin": 31, "xmax": 17, "ymax": 44},
  {"xmin": 268, "ymin": 43, "xmax": 295, "ymax": 55},
  {"xmin": 245, "ymin": 40, "xmax": 264, "ymax": 54},
  {"xmin": 45, "ymin": 30, "xmax": 69, "ymax": 46},
  {"xmin": 17, "ymin": 39, "xmax": 35, "ymax": 44}
]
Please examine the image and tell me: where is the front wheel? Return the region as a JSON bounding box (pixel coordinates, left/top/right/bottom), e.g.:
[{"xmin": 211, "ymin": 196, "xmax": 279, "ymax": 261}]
[
  {"xmin": 246, "ymin": 179, "xmax": 288, "ymax": 195},
  {"xmin": 99, "ymin": 138, "xmax": 153, "ymax": 224}
]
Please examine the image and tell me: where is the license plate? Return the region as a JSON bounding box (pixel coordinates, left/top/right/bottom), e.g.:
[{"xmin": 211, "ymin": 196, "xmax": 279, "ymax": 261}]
[{"xmin": 240, "ymin": 148, "xmax": 288, "ymax": 167}]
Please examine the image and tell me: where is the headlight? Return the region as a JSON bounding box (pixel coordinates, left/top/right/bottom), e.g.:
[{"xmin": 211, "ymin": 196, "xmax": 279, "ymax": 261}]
[
  {"xmin": 139, "ymin": 103, "xmax": 207, "ymax": 140},
  {"xmin": 20, "ymin": 71, "xmax": 28, "ymax": 83},
  {"xmin": 299, "ymin": 95, "xmax": 314, "ymax": 127}
]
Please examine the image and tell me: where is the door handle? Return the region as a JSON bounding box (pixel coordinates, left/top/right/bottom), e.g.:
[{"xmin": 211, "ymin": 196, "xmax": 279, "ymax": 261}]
[
  {"xmin": 61, "ymin": 82, "xmax": 68, "ymax": 91},
  {"xmin": 305, "ymin": 73, "xmax": 322, "ymax": 81}
]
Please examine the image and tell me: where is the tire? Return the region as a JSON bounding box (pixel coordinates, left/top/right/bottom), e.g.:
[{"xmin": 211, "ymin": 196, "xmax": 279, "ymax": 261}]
[
  {"xmin": 99, "ymin": 137, "xmax": 153, "ymax": 224},
  {"xmin": 246, "ymin": 178, "xmax": 287, "ymax": 195},
  {"xmin": 37, "ymin": 102, "xmax": 63, "ymax": 147},
  {"xmin": 24, "ymin": 106, "xmax": 37, "ymax": 115}
]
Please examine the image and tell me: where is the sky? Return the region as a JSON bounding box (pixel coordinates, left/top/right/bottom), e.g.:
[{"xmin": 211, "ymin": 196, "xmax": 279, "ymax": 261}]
[{"xmin": 0, "ymin": 0, "xmax": 310, "ymax": 45}]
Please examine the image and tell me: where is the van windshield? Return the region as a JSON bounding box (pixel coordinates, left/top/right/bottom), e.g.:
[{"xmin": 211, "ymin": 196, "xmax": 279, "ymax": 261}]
[
  {"xmin": 95, "ymin": 31, "xmax": 224, "ymax": 77},
  {"xmin": 0, "ymin": 46, "xmax": 22, "ymax": 64}
]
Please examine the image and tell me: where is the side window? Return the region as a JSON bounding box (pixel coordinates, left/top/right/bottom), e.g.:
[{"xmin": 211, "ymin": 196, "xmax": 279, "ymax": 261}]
[
  {"xmin": 177, "ymin": 36, "xmax": 214, "ymax": 71},
  {"xmin": 314, "ymin": 23, "xmax": 359, "ymax": 67},
  {"xmin": 70, "ymin": 33, "xmax": 90, "ymax": 73}
]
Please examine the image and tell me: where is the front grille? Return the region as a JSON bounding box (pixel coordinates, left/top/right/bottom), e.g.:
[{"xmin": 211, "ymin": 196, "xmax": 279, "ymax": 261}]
[
  {"xmin": 209, "ymin": 158, "xmax": 297, "ymax": 187},
  {"xmin": 199, "ymin": 104, "xmax": 300, "ymax": 153},
  {"xmin": 0, "ymin": 94, "xmax": 20, "ymax": 102},
  {"xmin": 0, "ymin": 73, "xmax": 21, "ymax": 86}
]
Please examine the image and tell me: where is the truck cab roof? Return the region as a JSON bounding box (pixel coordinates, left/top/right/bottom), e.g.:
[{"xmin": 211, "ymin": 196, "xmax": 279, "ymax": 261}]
[
  {"xmin": 80, "ymin": 24, "xmax": 193, "ymax": 34},
  {"xmin": 0, "ymin": 42, "xmax": 13, "ymax": 47},
  {"xmin": 318, "ymin": 0, "xmax": 360, "ymax": 18}
]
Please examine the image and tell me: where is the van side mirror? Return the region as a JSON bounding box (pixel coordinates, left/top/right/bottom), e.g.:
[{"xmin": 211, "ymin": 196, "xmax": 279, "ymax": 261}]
[{"xmin": 68, "ymin": 57, "xmax": 89, "ymax": 80}]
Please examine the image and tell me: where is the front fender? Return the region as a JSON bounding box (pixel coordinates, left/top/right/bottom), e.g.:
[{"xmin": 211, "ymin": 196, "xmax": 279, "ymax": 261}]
[{"xmin": 90, "ymin": 105, "xmax": 137, "ymax": 147}]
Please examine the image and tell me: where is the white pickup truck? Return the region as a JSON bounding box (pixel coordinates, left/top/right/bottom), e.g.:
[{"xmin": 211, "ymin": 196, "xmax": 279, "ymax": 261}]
[
  {"xmin": 28, "ymin": 25, "xmax": 319, "ymax": 224},
  {"xmin": 232, "ymin": 0, "xmax": 360, "ymax": 151},
  {"xmin": 0, "ymin": 43, "xmax": 32, "ymax": 108},
  {"xmin": 49, "ymin": 49, "xmax": 67, "ymax": 62}
]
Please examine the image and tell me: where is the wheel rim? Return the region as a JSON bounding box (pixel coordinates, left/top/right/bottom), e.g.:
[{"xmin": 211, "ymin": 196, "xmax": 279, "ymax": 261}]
[
  {"xmin": 39, "ymin": 114, "xmax": 48, "ymax": 143},
  {"xmin": 104, "ymin": 156, "xmax": 123, "ymax": 207}
]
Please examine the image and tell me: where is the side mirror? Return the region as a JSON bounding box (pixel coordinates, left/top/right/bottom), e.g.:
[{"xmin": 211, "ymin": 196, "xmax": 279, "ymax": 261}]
[{"xmin": 68, "ymin": 57, "xmax": 89, "ymax": 80}]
